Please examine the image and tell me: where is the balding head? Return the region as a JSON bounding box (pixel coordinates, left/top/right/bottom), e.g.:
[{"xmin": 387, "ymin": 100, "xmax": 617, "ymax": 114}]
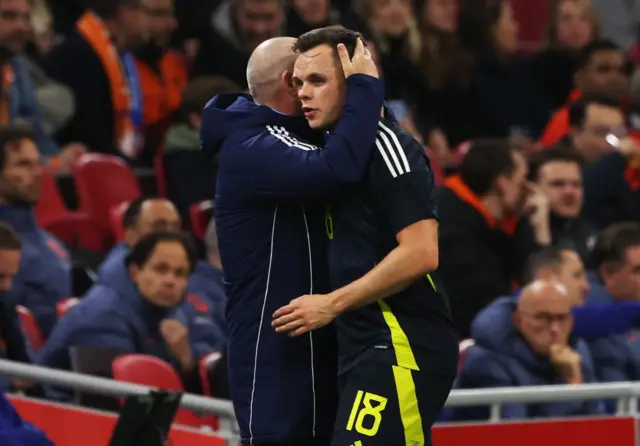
[
  {"xmin": 514, "ymin": 279, "xmax": 574, "ymax": 356},
  {"xmin": 246, "ymin": 37, "xmax": 297, "ymax": 105},
  {"xmin": 124, "ymin": 198, "xmax": 181, "ymax": 246}
]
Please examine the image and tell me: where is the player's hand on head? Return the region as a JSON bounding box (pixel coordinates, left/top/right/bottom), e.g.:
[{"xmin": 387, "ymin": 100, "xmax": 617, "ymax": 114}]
[
  {"xmin": 272, "ymin": 294, "xmax": 338, "ymax": 337},
  {"xmin": 337, "ymin": 38, "xmax": 379, "ymax": 79}
]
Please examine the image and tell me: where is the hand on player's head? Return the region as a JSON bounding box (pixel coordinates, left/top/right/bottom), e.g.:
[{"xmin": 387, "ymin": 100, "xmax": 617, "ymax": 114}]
[{"xmin": 337, "ymin": 38, "xmax": 379, "ymax": 79}]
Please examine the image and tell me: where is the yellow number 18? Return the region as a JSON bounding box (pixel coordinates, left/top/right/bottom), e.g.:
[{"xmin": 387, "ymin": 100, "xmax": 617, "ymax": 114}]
[{"xmin": 346, "ymin": 390, "xmax": 388, "ymax": 437}]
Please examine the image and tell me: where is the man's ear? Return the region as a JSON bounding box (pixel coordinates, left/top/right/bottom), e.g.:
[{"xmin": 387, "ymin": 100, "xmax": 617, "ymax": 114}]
[{"xmin": 282, "ymin": 70, "xmax": 297, "ymax": 97}]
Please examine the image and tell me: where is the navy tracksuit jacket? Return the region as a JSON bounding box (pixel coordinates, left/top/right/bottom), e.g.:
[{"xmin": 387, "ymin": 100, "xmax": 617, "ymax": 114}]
[{"xmin": 201, "ymin": 74, "xmax": 384, "ymax": 445}]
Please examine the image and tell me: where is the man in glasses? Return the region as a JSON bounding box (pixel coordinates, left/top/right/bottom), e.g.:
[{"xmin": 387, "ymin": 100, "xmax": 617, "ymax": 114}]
[{"xmin": 452, "ymin": 278, "xmax": 604, "ymax": 420}]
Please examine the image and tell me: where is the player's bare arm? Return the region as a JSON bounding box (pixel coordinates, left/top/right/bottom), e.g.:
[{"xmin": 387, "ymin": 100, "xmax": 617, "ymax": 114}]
[{"xmin": 272, "ymin": 218, "xmax": 438, "ymax": 336}]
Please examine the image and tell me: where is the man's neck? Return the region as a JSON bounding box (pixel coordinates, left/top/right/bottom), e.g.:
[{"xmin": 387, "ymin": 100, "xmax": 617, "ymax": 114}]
[
  {"xmin": 104, "ymin": 20, "xmax": 127, "ymax": 50},
  {"xmin": 208, "ymin": 254, "xmax": 223, "ymax": 271},
  {"xmin": 481, "ymin": 194, "xmax": 504, "ymax": 222}
]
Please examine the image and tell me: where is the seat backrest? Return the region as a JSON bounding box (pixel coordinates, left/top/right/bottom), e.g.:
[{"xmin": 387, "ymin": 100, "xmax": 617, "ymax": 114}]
[
  {"xmin": 72, "ymin": 154, "xmax": 142, "ymax": 230},
  {"xmin": 458, "ymin": 338, "xmax": 476, "ymax": 372},
  {"xmin": 43, "ymin": 213, "xmax": 111, "ymax": 252},
  {"xmin": 35, "ymin": 165, "xmax": 69, "ymax": 227},
  {"xmin": 56, "ymin": 297, "xmax": 80, "ymax": 318},
  {"xmin": 112, "ymin": 354, "xmax": 183, "ymax": 391},
  {"xmin": 109, "ymin": 201, "xmax": 131, "ymax": 242},
  {"xmin": 16, "ymin": 305, "xmax": 44, "ymax": 352},
  {"xmin": 189, "ymin": 200, "xmax": 213, "ymax": 239}
]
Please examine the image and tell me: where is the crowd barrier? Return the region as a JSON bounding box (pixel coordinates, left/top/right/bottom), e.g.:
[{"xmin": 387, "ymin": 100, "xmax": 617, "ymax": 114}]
[{"xmin": 2, "ymin": 359, "xmax": 640, "ymax": 445}]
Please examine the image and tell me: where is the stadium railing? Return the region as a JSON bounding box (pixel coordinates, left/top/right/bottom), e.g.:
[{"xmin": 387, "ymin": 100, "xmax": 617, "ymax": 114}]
[{"xmin": 1, "ymin": 358, "xmax": 640, "ymax": 444}]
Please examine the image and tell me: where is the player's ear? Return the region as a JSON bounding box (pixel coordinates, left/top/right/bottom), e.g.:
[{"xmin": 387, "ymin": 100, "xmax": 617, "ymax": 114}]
[{"xmin": 282, "ymin": 70, "xmax": 297, "ymax": 97}]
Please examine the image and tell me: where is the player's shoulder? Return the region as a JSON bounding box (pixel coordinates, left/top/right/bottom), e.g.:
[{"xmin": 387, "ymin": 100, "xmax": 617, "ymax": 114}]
[{"xmin": 372, "ymin": 119, "xmax": 429, "ymax": 174}]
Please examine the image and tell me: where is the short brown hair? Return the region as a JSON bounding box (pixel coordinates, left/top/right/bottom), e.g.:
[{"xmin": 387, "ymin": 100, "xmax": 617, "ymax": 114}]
[
  {"xmin": 0, "ymin": 222, "xmax": 22, "ymax": 251},
  {"xmin": 0, "ymin": 124, "xmax": 36, "ymax": 171},
  {"xmin": 293, "ymin": 25, "xmax": 363, "ymax": 59},
  {"xmin": 182, "ymin": 76, "xmax": 242, "ymax": 116}
]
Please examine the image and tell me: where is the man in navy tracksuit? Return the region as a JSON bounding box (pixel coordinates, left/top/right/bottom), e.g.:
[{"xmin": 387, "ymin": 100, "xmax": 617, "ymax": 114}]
[{"xmin": 200, "ymin": 36, "xmax": 382, "ymax": 445}]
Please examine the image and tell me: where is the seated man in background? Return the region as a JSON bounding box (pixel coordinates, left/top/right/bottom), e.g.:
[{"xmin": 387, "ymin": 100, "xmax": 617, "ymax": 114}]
[
  {"xmin": 437, "ymin": 139, "xmax": 551, "ymax": 337},
  {"xmin": 0, "ymin": 125, "xmax": 71, "ymax": 338},
  {"xmin": 37, "ymin": 232, "xmax": 223, "ymax": 398},
  {"xmin": 529, "ymin": 147, "xmax": 595, "ymax": 261},
  {"xmin": 454, "ymin": 279, "xmax": 603, "ymax": 420}
]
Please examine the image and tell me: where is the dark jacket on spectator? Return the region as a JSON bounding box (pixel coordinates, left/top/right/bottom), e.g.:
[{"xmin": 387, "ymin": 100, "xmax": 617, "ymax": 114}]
[
  {"xmin": 582, "ymin": 151, "xmax": 640, "ymax": 229},
  {"xmin": 530, "ymin": 48, "xmax": 579, "ymax": 113},
  {"xmin": 584, "ymin": 275, "xmax": 640, "ymax": 385},
  {"xmin": 37, "ymin": 276, "xmax": 221, "ymax": 393},
  {"xmin": 200, "ymin": 74, "xmax": 383, "ymax": 444},
  {"xmin": 549, "ymin": 213, "xmax": 596, "ymax": 263},
  {"xmin": 436, "ymin": 176, "xmax": 540, "ymax": 337},
  {"xmin": 0, "ymin": 206, "xmax": 71, "ymax": 338},
  {"xmin": 187, "ymin": 261, "xmax": 227, "ymax": 334},
  {"xmin": 453, "ymin": 297, "xmax": 604, "ymax": 420},
  {"xmin": 0, "ymin": 391, "xmax": 53, "ymax": 446}
]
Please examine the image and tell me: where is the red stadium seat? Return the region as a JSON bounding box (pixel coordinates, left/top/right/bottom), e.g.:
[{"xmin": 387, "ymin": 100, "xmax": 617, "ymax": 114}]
[
  {"xmin": 56, "ymin": 298, "xmax": 80, "ymax": 318},
  {"xmin": 154, "ymin": 153, "xmax": 167, "ymax": 197},
  {"xmin": 189, "ymin": 200, "xmax": 213, "ymax": 239},
  {"xmin": 35, "ymin": 165, "xmax": 70, "ymax": 227},
  {"xmin": 199, "ymin": 351, "xmax": 223, "ymax": 397},
  {"xmin": 43, "ymin": 213, "xmax": 111, "ymax": 252},
  {"xmin": 458, "ymin": 338, "xmax": 475, "ymax": 372},
  {"xmin": 72, "ymin": 154, "xmax": 142, "ymax": 233},
  {"xmin": 109, "ymin": 201, "xmax": 131, "ymax": 243},
  {"xmin": 16, "ymin": 306, "xmax": 44, "ymax": 352},
  {"xmin": 112, "ymin": 354, "xmax": 211, "ymax": 428}
]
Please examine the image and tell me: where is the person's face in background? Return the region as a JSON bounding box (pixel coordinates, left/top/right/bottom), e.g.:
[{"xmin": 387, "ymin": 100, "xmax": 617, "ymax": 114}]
[
  {"xmin": 575, "ymin": 49, "xmax": 629, "ymax": 100},
  {"xmin": 515, "ymin": 285, "xmax": 573, "ymax": 356},
  {"xmin": 130, "ymin": 241, "xmax": 190, "ymax": 308},
  {"xmin": 294, "ymin": 43, "xmax": 347, "ymax": 129},
  {"xmin": 140, "ymin": 0, "xmax": 177, "ymax": 47},
  {"xmin": 557, "ymin": 250, "xmax": 590, "ymax": 305},
  {"xmin": 119, "ymin": 2, "xmax": 148, "ymax": 49},
  {"xmin": 0, "ymin": 139, "xmax": 41, "ymax": 206},
  {"xmin": 492, "ymin": 0, "xmax": 519, "ymax": 54},
  {"xmin": 554, "ymin": 0, "xmax": 594, "ymax": 50},
  {"xmin": 536, "ymin": 160, "xmax": 583, "ymax": 218},
  {"xmin": 293, "ymin": 0, "xmax": 329, "ymax": 26},
  {"xmin": 600, "ymin": 245, "xmax": 640, "ymax": 301},
  {"xmin": 0, "ymin": 0, "xmax": 31, "ymax": 58},
  {"xmin": 422, "ymin": 0, "xmax": 458, "ymax": 32},
  {"xmin": 0, "ymin": 247, "xmax": 20, "ymax": 291},
  {"xmin": 126, "ymin": 200, "xmax": 181, "ymax": 246},
  {"xmin": 570, "ymin": 103, "xmax": 626, "ymax": 162},
  {"xmin": 370, "ymin": 0, "xmax": 413, "ymax": 37},
  {"xmin": 495, "ymin": 151, "xmax": 529, "ymax": 215},
  {"xmin": 235, "ymin": 0, "xmax": 284, "ymax": 50}
]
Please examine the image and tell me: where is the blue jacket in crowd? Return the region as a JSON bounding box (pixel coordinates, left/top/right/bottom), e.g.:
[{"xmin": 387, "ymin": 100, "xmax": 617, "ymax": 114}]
[
  {"xmin": 453, "ymin": 297, "xmax": 604, "ymax": 420},
  {"xmin": 201, "ymin": 74, "xmax": 384, "ymax": 444},
  {"xmin": 584, "ymin": 277, "xmax": 640, "ymax": 385},
  {"xmin": 0, "ymin": 206, "xmax": 71, "ymax": 338},
  {"xmin": 96, "ymin": 242, "xmax": 227, "ymax": 341},
  {"xmin": 0, "ymin": 391, "xmax": 53, "ymax": 446},
  {"xmin": 36, "ymin": 272, "xmax": 223, "ymax": 398}
]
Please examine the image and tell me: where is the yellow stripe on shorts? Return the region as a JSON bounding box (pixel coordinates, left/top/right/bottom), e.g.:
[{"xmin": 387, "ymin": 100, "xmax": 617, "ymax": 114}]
[{"xmin": 392, "ymin": 365, "xmax": 425, "ymax": 445}]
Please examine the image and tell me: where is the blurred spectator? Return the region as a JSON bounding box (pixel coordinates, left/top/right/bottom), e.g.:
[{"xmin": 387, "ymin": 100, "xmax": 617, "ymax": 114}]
[
  {"xmin": 133, "ymin": 0, "xmax": 188, "ymax": 160},
  {"xmin": 29, "ymin": 0, "xmax": 59, "ymax": 60},
  {"xmin": 164, "ymin": 76, "xmax": 240, "ymax": 222},
  {"xmin": 453, "ymin": 279, "xmax": 603, "ymax": 420},
  {"xmin": 37, "ymin": 232, "xmax": 223, "ymax": 396},
  {"xmin": 0, "ymin": 125, "xmax": 71, "ymax": 338},
  {"xmin": 529, "ymin": 147, "xmax": 595, "ymax": 261},
  {"xmin": 0, "ymin": 223, "xmax": 45, "ymax": 397},
  {"xmin": 531, "ymin": 0, "xmax": 599, "ymax": 111},
  {"xmin": 437, "ymin": 140, "xmax": 550, "ymax": 337},
  {"xmin": 539, "ymin": 39, "xmax": 629, "ymax": 147},
  {"xmin": 590, "ymin": 0, "xmax": 640, "ymax": 52},
  {"xmin": 414, "ymin": 0, "xmax": 480, "ymax": 154},
  {"xmin": 44, "ymin": 0, "xmax": 147, "ymax": 159},
  {"xmin": 0, "ymin": 0, "xmax": 84, "ymax": 172},
  {"xmin": 566, "ymin": 94, "xmax": 625, "ymax": 162},
  {"xmin": 193, "ymin": 0, "xmax": 286, "ymax": 87},
  {"xmin": 352, "ymin": 0, "xmax": 420, "ymax": 100},
  {"xmin": 96, "ymin": 196, "xmax": 181, "ymax": 284},
  {"xmin": 287, "ymin": 0, "xmax": 341, "ymax": 37},
  {"xmin": 0, "ymin": 389, "xmax": 53, "ymax": 446},
  {"xmin": 187, "ymin": 219, "xmax": 227, "ymax": 333},
  {"xmin": 585, "ymin": 223, "xmax": 640, "ymax": 384},
  {"xmin": 457, "ymin": 0, "xmax": 549, "ymax": 140}
]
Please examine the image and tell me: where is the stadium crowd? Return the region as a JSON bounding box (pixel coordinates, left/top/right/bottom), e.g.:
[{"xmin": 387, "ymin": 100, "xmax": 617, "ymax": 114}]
[{"xmin": 0, "ymin": 0, "xmax": 639, "ymax": 433}]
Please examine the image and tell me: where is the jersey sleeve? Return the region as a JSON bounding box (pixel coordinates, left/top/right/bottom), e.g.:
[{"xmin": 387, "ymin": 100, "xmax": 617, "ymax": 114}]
[
  {"xmin": 244, "ymin": 75, "xmax": 385, "ymax": 198},
  {"xmin": 371, "ymin": 123, "xmax": 439, "ymax": 235}
]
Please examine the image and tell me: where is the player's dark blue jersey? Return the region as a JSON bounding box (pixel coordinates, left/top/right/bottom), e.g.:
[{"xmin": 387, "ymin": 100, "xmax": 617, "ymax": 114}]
[{"xmin": 326, "ymin": 117, "xmax": 459, "ymax": 376}]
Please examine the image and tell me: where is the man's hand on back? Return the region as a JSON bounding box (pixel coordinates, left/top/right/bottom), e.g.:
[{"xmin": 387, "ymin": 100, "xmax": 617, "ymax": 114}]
[{"xmin": 337, "ymin": 38, "xmax": 379, "ymax": 79}]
